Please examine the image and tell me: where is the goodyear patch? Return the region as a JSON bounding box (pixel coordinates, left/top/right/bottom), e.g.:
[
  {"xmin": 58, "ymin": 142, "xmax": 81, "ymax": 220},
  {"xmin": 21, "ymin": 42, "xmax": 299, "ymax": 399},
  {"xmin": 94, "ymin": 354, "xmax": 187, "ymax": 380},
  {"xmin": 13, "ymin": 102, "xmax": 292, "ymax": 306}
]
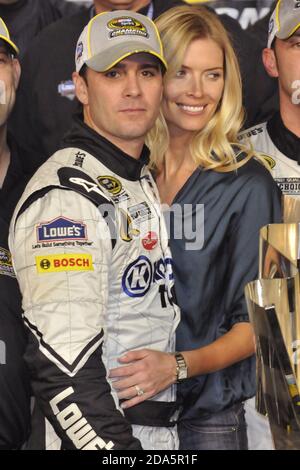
[
  {"xmin": 36, "ymin": 217, "xmax": 87, "ymax": 243},
  {"xmin": 107, "ymin": 16, "xmax": 149, "ymax": 39},
  {"xmin": 36, "ymin": 254, "xmax": 93, "ymax": 274},
  {"xmin": 0, "ymin": 247, "xmax": 15, "ymax": 278}
]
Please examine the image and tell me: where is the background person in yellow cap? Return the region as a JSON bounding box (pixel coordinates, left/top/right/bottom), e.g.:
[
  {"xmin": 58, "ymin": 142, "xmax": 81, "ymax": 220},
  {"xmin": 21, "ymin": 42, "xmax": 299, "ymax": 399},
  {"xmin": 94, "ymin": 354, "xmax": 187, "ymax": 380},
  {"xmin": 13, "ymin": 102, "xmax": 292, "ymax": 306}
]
[
  {"xmin": 239, "ymin": 0, "xmax": 300, "ymax": 450},
  {"xmin": 0, "ymin": 17, "xmax": 31, "ymax": 449},
  {"xmin": 9, "ymin": 10, "xmax": 180, "ymax": 450},
  {"xmin": 240, "ymin": 0, "xmax": 300, "ymax": 199}
]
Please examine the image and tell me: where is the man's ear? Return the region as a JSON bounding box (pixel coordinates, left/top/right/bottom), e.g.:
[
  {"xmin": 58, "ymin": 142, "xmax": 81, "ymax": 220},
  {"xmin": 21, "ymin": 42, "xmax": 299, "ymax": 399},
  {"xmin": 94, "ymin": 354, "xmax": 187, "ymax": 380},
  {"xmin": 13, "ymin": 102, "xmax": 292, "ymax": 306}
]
[
  {"xmin": 12, "ymin": 58, "xmax": 21, "ymax": 89},
  {"xmin": 262, "ymin": 48, "xmax": 279, "ymax": 78},
  {"xmin": 72, "ymin": 71, "xmax": 89, "ymax": 105}
]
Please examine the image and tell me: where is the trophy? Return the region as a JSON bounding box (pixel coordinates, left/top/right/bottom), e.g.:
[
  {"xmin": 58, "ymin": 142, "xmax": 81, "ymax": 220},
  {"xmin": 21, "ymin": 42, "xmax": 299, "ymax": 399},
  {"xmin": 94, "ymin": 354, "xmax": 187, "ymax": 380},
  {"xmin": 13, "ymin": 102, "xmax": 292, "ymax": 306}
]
[{"xmin": 245, "ymin": 195, "xmax": 300, "ymax": 449}]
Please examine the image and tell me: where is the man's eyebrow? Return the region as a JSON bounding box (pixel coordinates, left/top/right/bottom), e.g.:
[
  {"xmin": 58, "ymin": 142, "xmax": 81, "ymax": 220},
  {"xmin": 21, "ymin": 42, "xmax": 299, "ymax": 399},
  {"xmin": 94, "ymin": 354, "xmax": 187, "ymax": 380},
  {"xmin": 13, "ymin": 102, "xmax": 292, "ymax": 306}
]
[
  {"xmin": 139, "ymin": 63, "xmax": 161, "ymax": 69},
  {"xmin": 111, "ymin": 62, "xmax": 160, "ymax": 70}
]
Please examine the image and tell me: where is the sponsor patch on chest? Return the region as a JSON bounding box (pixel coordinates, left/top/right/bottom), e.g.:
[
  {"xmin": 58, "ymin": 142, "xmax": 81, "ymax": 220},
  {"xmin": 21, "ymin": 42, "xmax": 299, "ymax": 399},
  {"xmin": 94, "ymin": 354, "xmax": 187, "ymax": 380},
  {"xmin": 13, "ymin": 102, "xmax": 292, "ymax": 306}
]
[{"xmin": 128, "ymin": 202, "xmax": 153, "ymax": 223}]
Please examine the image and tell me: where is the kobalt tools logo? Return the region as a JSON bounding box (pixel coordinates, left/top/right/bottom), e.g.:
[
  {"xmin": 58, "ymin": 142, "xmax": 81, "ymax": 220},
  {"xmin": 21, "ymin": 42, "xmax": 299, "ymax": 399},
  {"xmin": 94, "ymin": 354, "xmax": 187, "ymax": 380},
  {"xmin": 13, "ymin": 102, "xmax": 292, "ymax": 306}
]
[
  {"xmin": 123, "ymin": 256, "xmax": 152, "ymax": 297},
  {"xmin": 122, "ymin": 256, "xmax": 174, "ymax": 298},
  {"xmin": 37, "ymin": 217, "xmax": 87, "ymax": 242}
]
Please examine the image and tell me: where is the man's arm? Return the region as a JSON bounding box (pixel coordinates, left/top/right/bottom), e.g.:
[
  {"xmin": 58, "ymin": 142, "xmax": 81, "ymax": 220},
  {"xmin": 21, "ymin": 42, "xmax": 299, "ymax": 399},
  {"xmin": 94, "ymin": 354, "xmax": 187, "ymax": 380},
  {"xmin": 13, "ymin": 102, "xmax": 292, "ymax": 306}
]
[{"xmin": 10, "ymin": 188, "xmax": 141, "ymax": 450}]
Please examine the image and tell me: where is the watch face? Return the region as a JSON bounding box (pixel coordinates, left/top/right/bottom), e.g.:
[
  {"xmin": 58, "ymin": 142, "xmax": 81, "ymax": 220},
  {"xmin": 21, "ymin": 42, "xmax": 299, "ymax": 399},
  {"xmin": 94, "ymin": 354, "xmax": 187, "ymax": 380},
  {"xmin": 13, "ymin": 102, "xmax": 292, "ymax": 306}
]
[{"xmin": 178, "ymin": 367, "xmax": 188, "ymax": 380}]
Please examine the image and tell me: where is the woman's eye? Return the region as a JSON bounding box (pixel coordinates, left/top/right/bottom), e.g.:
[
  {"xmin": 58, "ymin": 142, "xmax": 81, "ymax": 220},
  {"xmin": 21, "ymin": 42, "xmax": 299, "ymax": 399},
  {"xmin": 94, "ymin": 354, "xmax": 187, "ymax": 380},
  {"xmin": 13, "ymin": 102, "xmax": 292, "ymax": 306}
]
[{"xmin": 207, "ymin": 72, "xmax": 221, "ymax": 80}]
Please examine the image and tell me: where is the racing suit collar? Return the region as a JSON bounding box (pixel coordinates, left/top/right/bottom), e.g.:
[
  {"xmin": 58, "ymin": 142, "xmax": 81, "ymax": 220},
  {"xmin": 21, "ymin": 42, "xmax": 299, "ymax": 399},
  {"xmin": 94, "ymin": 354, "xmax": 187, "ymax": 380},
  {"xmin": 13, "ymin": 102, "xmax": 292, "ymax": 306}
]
[
  {"xmin": 267, "ymin": 111, "xmax": 300, "ymax": 165},
  {"xmin": 61, "ymin": 115, "xmax": 150, "ymax": 181}
]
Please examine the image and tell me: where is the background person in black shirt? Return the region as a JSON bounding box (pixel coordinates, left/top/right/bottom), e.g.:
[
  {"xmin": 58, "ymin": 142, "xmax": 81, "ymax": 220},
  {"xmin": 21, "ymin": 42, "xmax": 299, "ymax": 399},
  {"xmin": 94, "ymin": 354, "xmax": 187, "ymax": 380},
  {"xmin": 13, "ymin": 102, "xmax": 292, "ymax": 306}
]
[
  {"xmin": 0, "ymin": 0, "xmax": 86, "ymax": 57},
  {"xmin": 0, "ymin": 17, "xmax": 30, "ymax": 450}
]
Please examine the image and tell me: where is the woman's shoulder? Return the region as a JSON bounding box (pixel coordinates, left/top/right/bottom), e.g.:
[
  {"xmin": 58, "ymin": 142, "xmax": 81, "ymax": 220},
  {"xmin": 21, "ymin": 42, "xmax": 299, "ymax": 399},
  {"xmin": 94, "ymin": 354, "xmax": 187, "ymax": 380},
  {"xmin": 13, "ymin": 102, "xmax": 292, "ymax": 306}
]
[{"xmin": 235, "ymin": 152, "xmax": 277, "ymax": 189}]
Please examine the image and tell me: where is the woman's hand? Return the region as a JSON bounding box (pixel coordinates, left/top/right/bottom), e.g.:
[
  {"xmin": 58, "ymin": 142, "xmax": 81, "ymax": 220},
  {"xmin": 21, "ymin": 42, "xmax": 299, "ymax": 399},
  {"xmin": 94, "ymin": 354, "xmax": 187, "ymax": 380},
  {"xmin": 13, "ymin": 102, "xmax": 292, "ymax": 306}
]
[{"xmin": 109, "ymin": 349, "xmax": 177, "ymax": 409}]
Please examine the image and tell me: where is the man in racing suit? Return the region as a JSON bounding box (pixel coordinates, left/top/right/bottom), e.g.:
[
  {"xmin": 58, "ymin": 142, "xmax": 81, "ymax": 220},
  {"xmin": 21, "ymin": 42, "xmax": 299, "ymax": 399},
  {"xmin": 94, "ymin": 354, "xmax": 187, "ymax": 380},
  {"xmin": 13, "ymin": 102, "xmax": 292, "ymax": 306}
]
[
  {"xmin": 9, "ymin": 11, "xmax": 180, "ymax": 450},
  {"xmin": 239, "ymin": 0, "xmax": 300, "ymax": 197},
  {"xmin": 239, "ymin": 0, "xmax": 300, "ymax": 450}
]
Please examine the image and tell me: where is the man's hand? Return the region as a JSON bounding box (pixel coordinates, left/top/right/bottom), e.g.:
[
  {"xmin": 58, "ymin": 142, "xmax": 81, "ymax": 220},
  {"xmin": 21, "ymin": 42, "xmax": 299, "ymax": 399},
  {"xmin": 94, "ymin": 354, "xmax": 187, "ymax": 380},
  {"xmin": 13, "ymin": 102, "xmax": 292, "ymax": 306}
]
[{"xmin": 109, "ymin": 349, "xmax": 177, "ymax": 409}]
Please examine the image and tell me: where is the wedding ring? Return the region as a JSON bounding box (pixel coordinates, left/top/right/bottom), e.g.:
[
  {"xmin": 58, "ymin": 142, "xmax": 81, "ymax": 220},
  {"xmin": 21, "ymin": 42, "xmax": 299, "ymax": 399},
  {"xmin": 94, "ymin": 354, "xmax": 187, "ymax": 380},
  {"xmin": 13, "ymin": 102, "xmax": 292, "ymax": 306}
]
[{"xmin": 135, "ymin": 385, "xmax": 144, "ymax": 397}]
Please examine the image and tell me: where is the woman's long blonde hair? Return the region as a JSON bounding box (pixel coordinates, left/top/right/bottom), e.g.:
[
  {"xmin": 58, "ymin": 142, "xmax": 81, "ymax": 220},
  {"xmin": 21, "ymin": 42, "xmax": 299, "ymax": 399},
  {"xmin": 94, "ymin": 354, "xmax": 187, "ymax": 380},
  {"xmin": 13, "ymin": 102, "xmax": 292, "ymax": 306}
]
[{"xmin": 148, "ymin": 5, "xmax": 255, "ymax": 172}]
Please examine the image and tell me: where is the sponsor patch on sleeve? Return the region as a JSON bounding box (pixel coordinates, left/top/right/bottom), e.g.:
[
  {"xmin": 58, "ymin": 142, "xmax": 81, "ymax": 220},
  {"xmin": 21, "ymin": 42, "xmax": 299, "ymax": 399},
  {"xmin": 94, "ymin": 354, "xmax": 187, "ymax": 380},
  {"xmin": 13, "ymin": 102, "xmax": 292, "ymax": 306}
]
[
  {"xmin": 36, "ymin": 253, "xmax": 94, "ymax": 274},
  {"xmin": 36, "ymin": 217, "xmax": 87, "ymax": 243},
  {"xmin": 0, "ymin": 247, "xmax": 15, "ymax": 278}
]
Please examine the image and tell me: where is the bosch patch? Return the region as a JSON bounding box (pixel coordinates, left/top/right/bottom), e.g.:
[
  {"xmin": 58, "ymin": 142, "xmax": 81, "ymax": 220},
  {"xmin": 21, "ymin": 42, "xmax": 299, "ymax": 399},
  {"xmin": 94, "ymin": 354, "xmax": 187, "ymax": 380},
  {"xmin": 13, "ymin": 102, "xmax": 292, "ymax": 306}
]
[{"xmin": 36, "ymin": 253, "xmax": 93, "ymax": 274}]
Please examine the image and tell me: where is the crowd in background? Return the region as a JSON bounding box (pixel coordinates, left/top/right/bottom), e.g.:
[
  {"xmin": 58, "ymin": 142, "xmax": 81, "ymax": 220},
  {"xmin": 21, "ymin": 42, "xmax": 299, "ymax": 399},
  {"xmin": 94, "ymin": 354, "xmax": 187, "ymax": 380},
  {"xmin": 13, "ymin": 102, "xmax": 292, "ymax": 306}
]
[{"xmin": 1, "ymin": 0, "xmax": 299, "ymax": 451}]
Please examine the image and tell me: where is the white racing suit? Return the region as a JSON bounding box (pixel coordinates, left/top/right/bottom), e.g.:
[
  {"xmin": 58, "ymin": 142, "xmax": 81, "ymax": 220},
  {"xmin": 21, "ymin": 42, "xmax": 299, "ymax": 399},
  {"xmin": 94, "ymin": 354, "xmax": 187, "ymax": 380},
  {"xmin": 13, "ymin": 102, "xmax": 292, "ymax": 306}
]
[
  {"xmin": 9, "ymin": 117, "xmax": 180, "ymax": 450},
  {"xmin": 239, "ymin": 112, "xmax": 300, "ymax": 197}
]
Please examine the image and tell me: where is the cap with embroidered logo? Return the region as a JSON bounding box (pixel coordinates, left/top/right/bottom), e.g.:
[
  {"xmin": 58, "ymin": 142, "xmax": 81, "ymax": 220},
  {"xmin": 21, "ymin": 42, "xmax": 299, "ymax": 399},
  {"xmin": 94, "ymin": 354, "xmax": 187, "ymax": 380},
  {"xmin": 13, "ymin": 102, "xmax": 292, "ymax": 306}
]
[
  {"xmin": 75, "ymin": 10, "xmax": 167, "ymax": 73},
  {"xmin": 0, "ymin": 17, "xmax": 18, "ymax": 55},
  {"xmin": 268, "ymin": 0, "xmax": 300, "ymax": 48}
]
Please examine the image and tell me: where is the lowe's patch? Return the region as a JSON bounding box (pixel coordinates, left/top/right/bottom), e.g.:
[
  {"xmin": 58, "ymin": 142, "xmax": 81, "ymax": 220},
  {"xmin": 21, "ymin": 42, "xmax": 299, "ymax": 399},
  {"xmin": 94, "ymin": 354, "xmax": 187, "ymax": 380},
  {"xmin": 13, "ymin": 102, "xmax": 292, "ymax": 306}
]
[
  {"xmin": 36, "ymin": 253, "xmax": 93, "ymax": 274},
  {"xmin": 0, "ymin": 247, "xmax": 15, "ymax": 278},
  {"xmin": 107, "ymin": 17, "xmax": 149, "ymax": 39},
  {"xmin": 36, "ymin": 217, "xmax": 87, "ymax": 243}
]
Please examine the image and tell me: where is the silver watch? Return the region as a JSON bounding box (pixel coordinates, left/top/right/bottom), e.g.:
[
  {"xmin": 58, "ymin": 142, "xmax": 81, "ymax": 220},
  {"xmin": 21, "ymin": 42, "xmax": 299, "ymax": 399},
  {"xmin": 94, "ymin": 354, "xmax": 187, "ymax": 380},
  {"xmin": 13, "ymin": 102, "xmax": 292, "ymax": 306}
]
[{"xmin": 174, "ymin": 352, "xmax": 188, "ymax": 382}]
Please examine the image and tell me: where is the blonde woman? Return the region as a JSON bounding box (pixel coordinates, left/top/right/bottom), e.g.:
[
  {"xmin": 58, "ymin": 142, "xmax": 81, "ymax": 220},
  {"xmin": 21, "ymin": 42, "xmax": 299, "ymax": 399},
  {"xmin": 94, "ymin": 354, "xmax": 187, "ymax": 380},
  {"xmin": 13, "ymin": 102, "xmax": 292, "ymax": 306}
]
[{"xmin": 110, "ymin": 6, "xmax": 282, "ymax": 450}]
